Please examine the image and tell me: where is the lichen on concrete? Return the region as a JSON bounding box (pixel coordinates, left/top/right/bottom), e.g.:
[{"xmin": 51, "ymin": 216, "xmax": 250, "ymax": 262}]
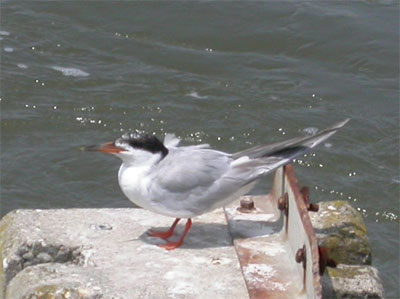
[
  {"xmin": 310, "ymin": 201, "xmax": 372, "ymax": 265},
  {"xmin": 310, "ymin": 201, "xmax": 384, "ymax": 298}
]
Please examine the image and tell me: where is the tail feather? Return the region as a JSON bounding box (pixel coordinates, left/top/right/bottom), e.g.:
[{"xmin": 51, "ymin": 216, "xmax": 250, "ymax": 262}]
[{"xmin": 232, "ymin": 119, "xmax": 350, "ymax": 160}]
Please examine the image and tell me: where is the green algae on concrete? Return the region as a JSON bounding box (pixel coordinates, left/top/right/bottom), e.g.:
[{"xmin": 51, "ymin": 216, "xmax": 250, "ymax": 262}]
[{"xmin": 310, "ymin": 201, "xmax": 372, "ymax": 265}]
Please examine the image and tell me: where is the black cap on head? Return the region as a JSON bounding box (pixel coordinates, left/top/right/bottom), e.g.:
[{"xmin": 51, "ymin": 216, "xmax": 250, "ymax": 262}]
[{"xmin": 116, "ymin": 132, "xmax": 169, "ymax": 158}]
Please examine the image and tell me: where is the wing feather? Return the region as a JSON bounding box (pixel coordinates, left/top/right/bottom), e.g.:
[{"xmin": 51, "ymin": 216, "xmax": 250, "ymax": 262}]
[{"xmin": 152, "ymin": 148, "xmax": 231, "ymax": 193}]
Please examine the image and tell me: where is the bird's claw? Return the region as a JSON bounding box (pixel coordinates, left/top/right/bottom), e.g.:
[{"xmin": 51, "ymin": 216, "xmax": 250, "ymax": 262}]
[{"xmin": 157, "ymin": 241, "xmax": 183, "ymax": 251}]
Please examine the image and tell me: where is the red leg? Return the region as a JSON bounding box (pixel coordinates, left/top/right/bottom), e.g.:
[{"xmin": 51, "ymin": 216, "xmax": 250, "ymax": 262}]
[
  {"xmin": 148, "ymin": 218, "xmax": 181, "ymax": 239},
  {"xmin": 159, "ymin": 218, "xmax": 192, "ymax": 251}
]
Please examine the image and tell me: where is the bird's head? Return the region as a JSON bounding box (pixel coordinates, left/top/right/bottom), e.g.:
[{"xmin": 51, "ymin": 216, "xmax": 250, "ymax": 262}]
[{"xmin": 84, "ymin": 132, "xmax": 168, "ymax": 165}]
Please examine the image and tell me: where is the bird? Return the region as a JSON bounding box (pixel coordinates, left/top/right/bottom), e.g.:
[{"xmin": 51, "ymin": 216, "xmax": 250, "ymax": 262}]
[{"xmin": 85, "ymin": 119, "xmax": 349, "ymax": 250}]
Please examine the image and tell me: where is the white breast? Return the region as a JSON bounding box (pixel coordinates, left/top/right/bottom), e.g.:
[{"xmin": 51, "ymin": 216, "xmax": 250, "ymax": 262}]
[{"xmin": 118, "ymin": 163, "xmax": 153, "ymax": 210}]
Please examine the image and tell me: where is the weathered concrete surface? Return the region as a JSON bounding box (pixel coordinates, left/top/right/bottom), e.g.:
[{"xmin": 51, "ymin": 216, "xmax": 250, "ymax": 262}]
[
  {"xmin": 6, "ymin": 264, "xmax": 109, "ymax": 299},
  {"xmin": 309, "ymin": 200, "xmax": 372, "ymax": 265},
  {"xmin": 322, "ymin": 265, "xmax": 384, "ymax": 299},
  {"xmin": 0, "ymin": 208, "xmax": 249, "ymax": 299}
]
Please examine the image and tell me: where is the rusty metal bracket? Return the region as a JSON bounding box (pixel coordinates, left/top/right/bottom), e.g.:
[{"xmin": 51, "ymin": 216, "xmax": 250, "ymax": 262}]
[
  {"xmin": 225, "ymin": 164, "xmax": 322, "ymax": 298},
  {"xmin": 283, "ymin": 165, "xmax": 321, "ymax": 298}
]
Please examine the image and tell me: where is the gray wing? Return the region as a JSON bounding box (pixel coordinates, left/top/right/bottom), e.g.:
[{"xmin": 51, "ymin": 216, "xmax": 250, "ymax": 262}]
[
  {"xmin": 144, "ymin": 119, "xmax": 349, "ymax": 217},
  {"xmin": 155, "ymin": 119, "xmax": 350, "ymax": 193},
  {"xmin": 152, "ymin": 147, "xmax": 232, "ymax": 193}
]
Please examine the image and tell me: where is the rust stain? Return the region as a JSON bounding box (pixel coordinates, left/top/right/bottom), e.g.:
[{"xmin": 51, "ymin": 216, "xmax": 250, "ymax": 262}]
[{"xmin": 236, "ymin": 242, "xmax": 297, "ymax": 299}]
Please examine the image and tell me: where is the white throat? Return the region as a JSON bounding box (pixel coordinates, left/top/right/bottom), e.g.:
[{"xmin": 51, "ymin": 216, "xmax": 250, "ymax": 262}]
[{"xmin": 117, "ymin": 150, "xmax": 163, "ymax": 209}]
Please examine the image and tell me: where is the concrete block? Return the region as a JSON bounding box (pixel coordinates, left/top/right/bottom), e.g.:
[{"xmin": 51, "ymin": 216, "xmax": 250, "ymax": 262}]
[
  {"xmin": 310, "ymin": 201, "xmax": 372, "ymax": 265},
  {"xmin": 6, "ymin": 264, "xmax": 109, "ymax": 299},
  {"xmin": 310, "ymin": 201, "xmax": 384, "ymax": 298},
  {"xmin": 0, "ymin": 208, "xmax": 249, "ymax": 299},
  {"xmin": 322, "ymin": 264, "xmax": 384, "ymax": 299}
]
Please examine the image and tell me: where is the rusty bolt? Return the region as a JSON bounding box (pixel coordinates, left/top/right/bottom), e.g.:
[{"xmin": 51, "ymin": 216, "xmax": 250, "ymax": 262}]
[
  {"xmin": 240, "ymin": 197, "xmax": 255, "ymax": 209},
  {"xmin": 296, "ymin": 246, "xmax": 306, "ymax": 263},
  {"xmin": 237, "ymin": 197, "xmax": 255, "ymax": 213},
  {"xmin": 277, "ymin": 193, "xmax": 288, "ymax": 216},
  {"xmin": 308, "ymin": 203, "xmax": 319, "ymax": 212},
  {"xmin": 296, "ymin": 245, "xmax": 307, "ymax": 271}
]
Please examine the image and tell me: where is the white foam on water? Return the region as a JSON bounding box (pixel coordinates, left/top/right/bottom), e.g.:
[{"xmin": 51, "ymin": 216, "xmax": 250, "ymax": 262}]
[
  {"xmin": 0, "ymin": 30, "xmax": 10, "ymax": 36},
  {"xmin": 51, "ymin": 66, "xmax": 89, "ymax": 77},
  {"xmin": 4, "ymin": 47, "xmax": 14, "ymax": 53},
  {"xmin": 303, "ymin": 127, "xmax": 318, "ymax": 135},
  {"xmin": 186, "ymin": 91, "xmax": 208, "ymax": 99},
  {"xmin": 17, "ymin": 63, "xmax": 28, "ymax": 69}
]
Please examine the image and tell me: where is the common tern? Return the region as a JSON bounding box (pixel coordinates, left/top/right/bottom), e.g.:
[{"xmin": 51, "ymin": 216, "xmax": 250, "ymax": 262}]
[{"xmin": 85, "ymin": 119, "xmax": 349, "ymax": 250}]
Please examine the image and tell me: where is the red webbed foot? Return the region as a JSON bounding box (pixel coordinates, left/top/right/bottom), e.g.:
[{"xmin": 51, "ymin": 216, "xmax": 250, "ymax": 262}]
[
  {"xmin": 156, "ymin": 218, "xmax": 192, "ymax": 251},
  {"xmin": 147, "ymin": 218, "xmax": 181, "ymax": 240}
]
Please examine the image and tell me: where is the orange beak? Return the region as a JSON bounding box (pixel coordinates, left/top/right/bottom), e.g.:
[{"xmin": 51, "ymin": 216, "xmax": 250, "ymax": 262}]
[{"xmin": 83, "ymin": 142, "xmax": 124, "ymax": 154}]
